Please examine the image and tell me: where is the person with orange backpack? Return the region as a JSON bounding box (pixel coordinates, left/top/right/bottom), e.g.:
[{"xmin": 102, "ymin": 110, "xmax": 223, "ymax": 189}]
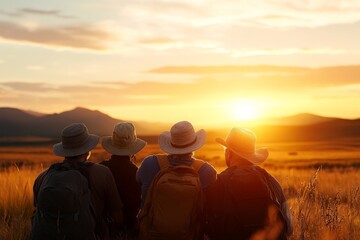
[
  {"xmin": 205, "ymin": 127, "xmax": 292, "ymax": 240},
  {"xmin": 136, "ymin": 121, "xmax": 217, "ymax": 240}
]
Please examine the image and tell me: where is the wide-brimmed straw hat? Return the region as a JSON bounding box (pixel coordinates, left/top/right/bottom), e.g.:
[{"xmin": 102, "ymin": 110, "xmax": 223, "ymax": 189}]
[
  {"xmin": 53, "ymin": 123, "xmax": 100, "ymax": 157},
  {"xmin": 102, "ymin": 122, "xmax": 147, "ymax": 156},
  {"xmin": 159, "ymin": 121, "xmax": 206, "ymax": 155},
  {"xmin": 216, "ymin": 127, "xmax": 268, "ymax": 165}
]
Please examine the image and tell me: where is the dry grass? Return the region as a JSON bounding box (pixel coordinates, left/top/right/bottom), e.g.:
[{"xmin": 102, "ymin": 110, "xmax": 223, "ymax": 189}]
[
  {"xmin": 0, "ymin": 142, "xmax": 359, "ymax": 239},
  {"xmin": 0, "ymin": 167, "xmax": 39, "ymax": 240}
]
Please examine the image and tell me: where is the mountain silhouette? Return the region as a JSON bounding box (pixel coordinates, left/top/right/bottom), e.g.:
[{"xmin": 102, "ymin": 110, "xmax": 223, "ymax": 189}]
[
  {"xmin": 264, "ymin": 113, "xmax": 339, "ymax": 126},
  {"xmin": 0, "ymin": 107, "xmax": 359, "ymax": 141},
  {"xmin": 0, "ymin": 107, "xmax": 167, "ymax": 138}
]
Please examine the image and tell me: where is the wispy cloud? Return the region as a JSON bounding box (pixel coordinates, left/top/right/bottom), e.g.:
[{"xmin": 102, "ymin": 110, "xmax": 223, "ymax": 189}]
[
  {"xmin": 122, "ymin": 0, "xmax": 360, "ymax": 29},
  {"xmin": 147, "ymin": 65, "xmax": 360, "ymax": 88},
  {"xmin": 0, "ymin": 10, "xmax": 21, "ymax": 18},
  {"xmin": 3, "ymin": 64, "xmax": 360, "ymax": 106},
  {"xmin": 20, "ymin": 8, "xmax": 76, "ymax": 19},
  {"xmin": 139, "ymin": 37, "xmax": 177, "ymax": 45},
  {"xmin": 1, "ymin": 82, "xmax": 56, "ymax": 92},
  {"xmin": 213, "ymin": 47, "xmax": 345, "ymax": 58},
  {"xmin": 0, "ymin": 8, "xmax": 76, "ymax": 19},
  {"xmin": 0, "ymin": 21, "xmax": 117, "ymax": 50},
  {"xmin": 148, "ymin": 65, "xmax": 308, "ymax": 74}
]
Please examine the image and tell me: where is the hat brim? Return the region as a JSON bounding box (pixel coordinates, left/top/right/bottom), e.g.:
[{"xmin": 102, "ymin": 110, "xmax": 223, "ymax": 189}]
[
  {"xmin": 159, "ymin": 129, "xmax": 206, "ymax": 154},
  {"xmin": 53, "ymin": 134, "xmax": 99, "ymax": 157},
  {"xmin": 102, "ymin": 136, "xmax": 147, "ymax": 155},
  {"xmin": 216, "ymin": 137, "xmax": 268, "ymax": 165}
]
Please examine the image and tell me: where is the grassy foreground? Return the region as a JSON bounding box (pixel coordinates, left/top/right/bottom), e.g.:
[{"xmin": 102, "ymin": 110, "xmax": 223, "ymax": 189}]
[{"xmin": 0, "ymin": 142, "xmax": 359, "ymax": 239}]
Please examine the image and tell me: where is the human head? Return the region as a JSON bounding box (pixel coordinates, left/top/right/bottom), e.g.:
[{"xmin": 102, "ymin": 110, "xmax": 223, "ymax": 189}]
[
  {"xmin": 216, "ymin": 127, "xmax": 268, "ymax": 166},
  {"xmin": 102, "ymin": 122, "xmax": 147, "ymax": 156},
  {"xmin": 159, "ymin": 121, "xmax": 206, "ymax": 155},
  {"xmin": 53, "ymin": 123, "xmax": 99, "ymax": 158}
]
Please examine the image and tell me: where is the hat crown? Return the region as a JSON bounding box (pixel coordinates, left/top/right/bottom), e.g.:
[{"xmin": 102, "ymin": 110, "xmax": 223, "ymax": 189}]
[
  {"xmin": 226, "ymin": 128, "xmax": 256, "ymax": 154},
  {"xmin": 170, "ymin": 121, "xmax": 197, "ymax": 147},
  {"xmin": 61, "ymin": 123, "xmax": 90, "ymax": 149},
  {"xmin": 112, "ymin": 122, "xmax": 137, "ymax": 147}
]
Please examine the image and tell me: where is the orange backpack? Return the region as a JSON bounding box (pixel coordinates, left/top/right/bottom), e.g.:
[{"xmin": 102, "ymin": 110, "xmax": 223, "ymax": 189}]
[{"xmin": 138, "ymin": 154, "xmax": 205, "ymax": 240}]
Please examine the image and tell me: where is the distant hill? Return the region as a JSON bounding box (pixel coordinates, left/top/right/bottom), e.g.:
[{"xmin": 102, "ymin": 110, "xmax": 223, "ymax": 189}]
[
  {"xmin": 0, "ymin": 108, "xmax": 38, "ymax": 137},
  {"xmin": 0, "ymin": 107, "xmax": 359, "ymax": 142},
  {"xmin": 0, "ymin": 107, "xmax": 168, "ymax": 138},
  {"xmin": 253, "ymin": 118, "xmax": 360, "ymax": 141},
  {"xmin": 24, "ymin": 110, "xmax": 45, "ymax": 117},
  {"xmin": 260, "ymin": 113, "xmax": 339, "ymax": 126},
  {"xmin": 210, "ymin": 114, "xmax": 360, "ymax": 142}
]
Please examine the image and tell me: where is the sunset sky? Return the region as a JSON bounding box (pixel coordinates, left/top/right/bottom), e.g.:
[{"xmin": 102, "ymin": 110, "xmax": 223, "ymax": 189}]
[{"xmin": 1, "ymin": 0, "xmax": 360, "ymax": 126}]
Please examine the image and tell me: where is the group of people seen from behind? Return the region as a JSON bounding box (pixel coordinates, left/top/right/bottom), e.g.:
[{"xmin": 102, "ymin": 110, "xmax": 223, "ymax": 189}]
[{"xmin": 30, "ymin": 121, "xmax": 292, "ymax": 240}]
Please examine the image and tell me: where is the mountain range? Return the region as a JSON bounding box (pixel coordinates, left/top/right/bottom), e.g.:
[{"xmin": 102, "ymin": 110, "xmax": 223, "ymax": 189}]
[
  {"xmin": 0, "ymin": 107, "xmax": 359, "ymax": 142},
  {"xmin": 0, "ymin": 107, "xmax": 170, "ymax": 138}
]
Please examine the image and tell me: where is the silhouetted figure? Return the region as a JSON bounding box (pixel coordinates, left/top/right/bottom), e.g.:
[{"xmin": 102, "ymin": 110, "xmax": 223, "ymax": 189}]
[
  {"xmin": 137, "ymin": 121, "xmax": 217, "ymax": 240},
  {"xmin": 31, "ymin": 123, "xmax": 123, "ymax": 240},
  {"xmin": 205, "ymin": 127, "xmax": 292, "ymax": 240},
  {"xmin": 100, "ymin": 122, "xmax": 146, "ymax": 238}
]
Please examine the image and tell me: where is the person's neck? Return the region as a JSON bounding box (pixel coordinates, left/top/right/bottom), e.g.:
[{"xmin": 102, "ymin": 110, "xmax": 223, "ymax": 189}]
[
  {"xmin": 111, "ymin": 155, "xmax": 131, "ymax": 161},
  {"xmin": 64, "ymin": 156, "xmax": 86, "ymax": 163},
  {"xmin": 228, "ymin": 158, "xmax": 253, "ymax": 168}
]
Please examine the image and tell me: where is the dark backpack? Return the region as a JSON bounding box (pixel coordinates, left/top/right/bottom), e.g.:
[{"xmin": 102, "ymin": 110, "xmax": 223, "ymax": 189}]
[
  {"xmin": 138, "ymin": 154, "xmax": 205, "ymax": 240},
  {"xmin": 31, "ymin": 161, "xmax": 96, "ymax": 240},
  {"xmin": 206, "ymin": 165, "xmax": 286, "ymax": 240}
]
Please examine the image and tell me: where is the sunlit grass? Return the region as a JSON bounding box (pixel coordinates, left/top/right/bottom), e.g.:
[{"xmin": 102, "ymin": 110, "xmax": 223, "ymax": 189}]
[{"xmin": 0, "ymin": 143, "xmax": 359, "ymax": 239}]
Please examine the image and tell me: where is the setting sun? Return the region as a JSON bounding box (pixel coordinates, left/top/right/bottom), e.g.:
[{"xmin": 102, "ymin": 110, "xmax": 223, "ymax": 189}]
[
  {"xmin": 227, "ymin": 99, "xmax": 260, "ymax": 121},
  {"xmin": 234, "ymin": 105, "xmax": 258, "ymax": 121}
]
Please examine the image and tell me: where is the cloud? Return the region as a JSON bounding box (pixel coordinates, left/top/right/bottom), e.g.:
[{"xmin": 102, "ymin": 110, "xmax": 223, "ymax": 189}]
[
  {"xmin": 1, "ymin": 82, "xmax": 55, "ymax": 92},
  {"xmin": 213, "ymin": 47, "xmax": 345, "ymax": 58},
  {"xmin": 19, "ymin": 8, "xmax": 76, "ymax": 19},
  {"xmin": 139, "ymin": 37, "xmax": 177, "ymax": 45},
  {"xmin": 0, "ymin": 21, "xmax": 116, "ymax": 50},
  {"xmin": 147, "ymin": 65, "xmax": 360, "ymax": 89},
  {"xmin": 0, "ymin": 8, "xmax": 76, "ymax": 19},
  {"xmin": 0, "ymin": 10, "xmax": 21, "ymax": 17},
  {"xmin": 148, "ymin": 65, "xmax": 308, "ymax": 74},
  {"xmin": 3, "ymin": 65, "xmax": 360, "ymax": 104},
  {"xmin": 122, "ymin": 0, "xmax": 360, "ymax": 29}
]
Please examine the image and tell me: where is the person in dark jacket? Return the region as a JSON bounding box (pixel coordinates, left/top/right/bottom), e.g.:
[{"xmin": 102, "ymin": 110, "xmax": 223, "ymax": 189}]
[
  {"xmin": 100, "ymin": 122, "xmax": 147, "ymax": 238},
  {"xmin": 205, "ymin": 127, "xmax": 292, "ymax": 240},
  {"xmin": 31, "ymin": 123, "xmax": 123, "ymax": 240}
]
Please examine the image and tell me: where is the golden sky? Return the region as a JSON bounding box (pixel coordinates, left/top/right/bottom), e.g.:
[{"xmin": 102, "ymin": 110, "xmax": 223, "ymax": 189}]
[{"xmin": 0, "ymin": 0, "xmax": 360, "ymax": 126}]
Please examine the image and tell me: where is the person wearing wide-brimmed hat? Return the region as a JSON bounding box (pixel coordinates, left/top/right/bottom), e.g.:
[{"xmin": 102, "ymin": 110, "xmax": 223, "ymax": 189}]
[
  {"xmin": 205, "ymin": 127, "xmax": 292, "ymax": 240},
  {"xmin": 136, "ymin": 121, "xmax": 217, "ymax": 206},
  {"xmin": 136, "ymin": 121, "xmax": 217, "ymax": 240},
  {"xmin": 31, "ymin": 123, "xmax": 123, "ymax": 240},
  {"xmin": 100, "ymin": 122, "xmax": 147, "ymax": 237}
]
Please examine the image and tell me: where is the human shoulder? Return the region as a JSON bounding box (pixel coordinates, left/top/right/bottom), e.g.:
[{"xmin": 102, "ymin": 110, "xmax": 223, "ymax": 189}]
[
  {"xmin": 98, "ymin": 159, "xmax": 109, "ymax": 167},
  {"xmin": 34, "ymin": 168, "xmax": 49, "ymax": 187},
  {"xmin": 195, "ymin": 159, "xmax": 217, "ymax": 187},
  {"xmin": 197, "ymin": 161, "xmax": 217, "ymax": 175},
  {"xmin": 137, "ymin": 155, "xmax": 161, "ymax": 183},
  {"xmin": 139, "ymin": 154, "xmax": 159, "ymax": 169},
  {"xmin": 88, "ymin": 162, "xmax": 112, "ymax": 175}
]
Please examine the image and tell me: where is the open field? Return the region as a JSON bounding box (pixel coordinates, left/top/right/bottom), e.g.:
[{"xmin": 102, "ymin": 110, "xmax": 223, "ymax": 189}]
[{"xmin": 0, "ymin": 139, "xmax": 360, "ymax": 239}]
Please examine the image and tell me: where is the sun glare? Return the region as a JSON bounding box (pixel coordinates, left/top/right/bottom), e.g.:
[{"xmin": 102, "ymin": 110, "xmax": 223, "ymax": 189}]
[{"xmin": 228, "ymin": 99, "xmax": 260, "ymax": 121}]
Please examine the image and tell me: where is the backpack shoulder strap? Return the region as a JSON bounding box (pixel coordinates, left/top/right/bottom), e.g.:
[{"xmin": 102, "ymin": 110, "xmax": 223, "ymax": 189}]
[
  {"xmin": 191, "ymin": 159, "xmax": 205, "ymax": 172},
  {"xmin": 156, "ymin": 154, "xmax": 169, "ymax": 170}
]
